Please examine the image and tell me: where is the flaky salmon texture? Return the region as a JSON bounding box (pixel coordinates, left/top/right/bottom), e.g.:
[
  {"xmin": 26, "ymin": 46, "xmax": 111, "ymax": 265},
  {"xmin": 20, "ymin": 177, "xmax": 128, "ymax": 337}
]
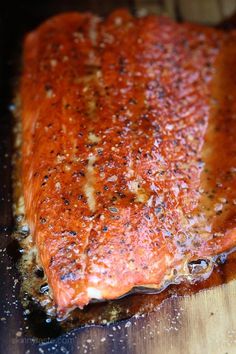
[{"xmin": 20, "ymin": 9, "xmax": 236, "ymax": 317}]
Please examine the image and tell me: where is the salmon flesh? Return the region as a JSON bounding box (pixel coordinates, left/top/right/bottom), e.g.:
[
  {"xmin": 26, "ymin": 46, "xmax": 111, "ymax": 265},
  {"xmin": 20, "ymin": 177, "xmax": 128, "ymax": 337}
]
[{"xmin": 20, "ymin": 10, "xmax": 236, "ymax": 316}]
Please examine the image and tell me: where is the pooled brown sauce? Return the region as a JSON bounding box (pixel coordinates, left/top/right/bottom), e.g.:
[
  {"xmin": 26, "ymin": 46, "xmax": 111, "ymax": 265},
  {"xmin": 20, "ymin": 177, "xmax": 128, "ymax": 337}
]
[
  {"xmin": 58, "ymin": 250, "xmax": 236, "ymax": 332},
  {"xmin": 7, "ymin": 232, "xmax": 236, "ymax": 339}
]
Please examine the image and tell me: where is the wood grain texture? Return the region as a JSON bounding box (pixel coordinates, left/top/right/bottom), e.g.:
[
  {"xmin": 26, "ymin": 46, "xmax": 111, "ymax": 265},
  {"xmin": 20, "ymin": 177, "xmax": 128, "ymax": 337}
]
[
  {"xmin": 135, "ymin": 0, "xmax": 236, "ymax": 23},
  {"xmin": 1, "ymin": 282, "xmax": 236, "ymax": 353},
  {"xmin": 121, "ymin": 282, "xmax": 236, "ymax": 354},
  {"xmin": 220, "ymin": 0, "xmax": 236, "ymax": 18},
  {"xmin": 56, "ymin": 282, "xmax": 236, "ymax": 354}
]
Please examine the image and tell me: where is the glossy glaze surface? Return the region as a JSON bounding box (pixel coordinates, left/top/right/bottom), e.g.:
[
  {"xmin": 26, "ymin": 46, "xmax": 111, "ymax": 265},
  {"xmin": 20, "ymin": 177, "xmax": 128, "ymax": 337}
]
[{"xmin": 20, "ymin": 9, "xmax": 236, "ymax": 316}]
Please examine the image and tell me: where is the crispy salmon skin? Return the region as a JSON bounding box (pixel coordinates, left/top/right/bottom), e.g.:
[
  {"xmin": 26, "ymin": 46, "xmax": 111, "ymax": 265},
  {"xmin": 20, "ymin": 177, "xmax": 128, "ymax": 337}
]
[{"xmin": 20, "ymin": 9, "xmax": 236, "ymax": 316}]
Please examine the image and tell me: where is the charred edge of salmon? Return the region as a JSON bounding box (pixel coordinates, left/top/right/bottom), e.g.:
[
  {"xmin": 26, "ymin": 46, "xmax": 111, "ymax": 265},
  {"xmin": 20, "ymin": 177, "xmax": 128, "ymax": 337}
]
[
  {"xmin": 11, "ymin": 95, "xmax": 56, "ymax": 317},
  {"xmin": 11, "ymin": 97, "xmax": 225, "ymax": 321}
]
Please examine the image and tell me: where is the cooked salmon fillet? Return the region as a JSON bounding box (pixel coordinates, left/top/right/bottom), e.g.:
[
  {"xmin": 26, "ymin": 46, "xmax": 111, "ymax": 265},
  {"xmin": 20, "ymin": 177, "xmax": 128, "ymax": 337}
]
[{"xmin": 20, "ymin": 9, "xmax": 236, "ymax": 316}]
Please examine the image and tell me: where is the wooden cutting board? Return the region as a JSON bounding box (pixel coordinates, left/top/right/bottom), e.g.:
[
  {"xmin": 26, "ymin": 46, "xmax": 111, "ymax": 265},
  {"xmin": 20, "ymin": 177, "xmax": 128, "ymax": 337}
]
[
  {"xmin": 72, "ymin": 282, "xmax": 236, "ymax": 354},
  {"xmin": 1, "ymin": 1, "xmax": 236, "ymax": 353}
]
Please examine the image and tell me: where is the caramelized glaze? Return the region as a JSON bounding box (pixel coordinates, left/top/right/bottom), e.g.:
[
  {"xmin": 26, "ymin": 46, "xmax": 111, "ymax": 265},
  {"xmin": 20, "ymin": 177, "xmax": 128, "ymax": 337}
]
[{"xmin": 20, "ymin": 9, "xmax": 236, "ymax": 317}]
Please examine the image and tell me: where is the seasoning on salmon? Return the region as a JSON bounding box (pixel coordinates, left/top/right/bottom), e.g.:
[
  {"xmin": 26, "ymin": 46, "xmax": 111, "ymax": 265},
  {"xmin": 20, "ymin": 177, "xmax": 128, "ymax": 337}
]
[{"xmin": 20, "ymin": 9, "xmax": 236, "ymax": 317}]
